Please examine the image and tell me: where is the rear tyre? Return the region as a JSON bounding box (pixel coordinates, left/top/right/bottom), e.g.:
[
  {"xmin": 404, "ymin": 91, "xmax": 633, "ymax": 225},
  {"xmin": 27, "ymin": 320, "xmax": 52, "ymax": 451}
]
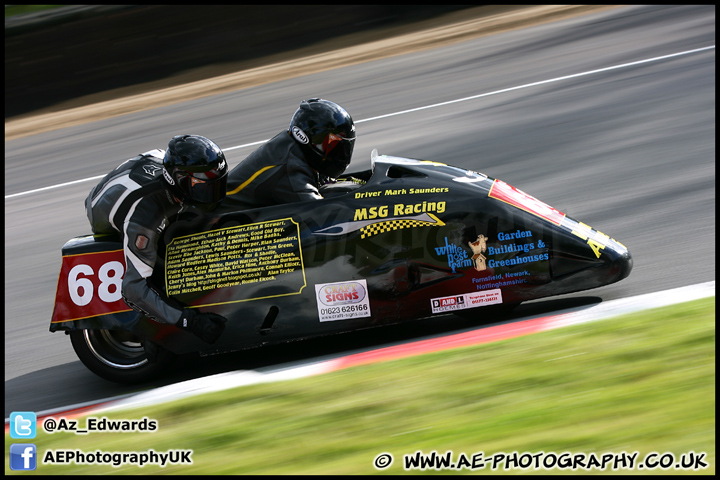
[{"xmin": 70, "ymin": 329, "xmax": 175, "ymax": 384}]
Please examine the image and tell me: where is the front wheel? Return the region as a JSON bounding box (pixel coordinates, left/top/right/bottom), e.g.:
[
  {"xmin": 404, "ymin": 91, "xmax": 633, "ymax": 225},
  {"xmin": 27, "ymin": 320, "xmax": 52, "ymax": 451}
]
[{"xmin": 70, "ymin": 329, "xmax": 175, "ymax": 384}]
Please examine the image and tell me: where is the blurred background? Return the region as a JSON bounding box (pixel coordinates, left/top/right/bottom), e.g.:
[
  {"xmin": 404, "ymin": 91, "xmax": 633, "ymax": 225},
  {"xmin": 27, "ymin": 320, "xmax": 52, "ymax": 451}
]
[
  {"xmin": 5, "ymin": 5, "xmax": 475, "ymax": 119},
  {"xmin": 5, "ymin": 6, "xmax": 714, "ymax": 456}
]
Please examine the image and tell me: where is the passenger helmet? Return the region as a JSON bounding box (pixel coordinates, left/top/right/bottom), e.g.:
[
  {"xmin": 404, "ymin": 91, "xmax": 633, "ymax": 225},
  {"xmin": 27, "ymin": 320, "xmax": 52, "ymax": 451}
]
[
  {"xmin": 162, "ymin": 135, "xmax": 228, "ymax": 206},
  {"xmin": 288, "ymin": 98, "xmax": 356, "ymax": 178}
]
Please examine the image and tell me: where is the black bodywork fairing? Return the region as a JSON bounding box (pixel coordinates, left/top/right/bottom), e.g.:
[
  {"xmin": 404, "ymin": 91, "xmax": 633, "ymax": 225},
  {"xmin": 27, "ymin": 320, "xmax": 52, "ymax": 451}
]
[{"xmin": 50, "ymin": 154, "xmax": 632, "ymax": 356}]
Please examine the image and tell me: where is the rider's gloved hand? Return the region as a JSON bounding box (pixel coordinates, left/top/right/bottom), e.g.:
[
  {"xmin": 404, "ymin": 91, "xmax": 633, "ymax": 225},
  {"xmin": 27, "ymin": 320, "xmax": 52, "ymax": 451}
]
[{"xmin": 177, "ymin": 308, "xmax": 227, "ymax": 343}]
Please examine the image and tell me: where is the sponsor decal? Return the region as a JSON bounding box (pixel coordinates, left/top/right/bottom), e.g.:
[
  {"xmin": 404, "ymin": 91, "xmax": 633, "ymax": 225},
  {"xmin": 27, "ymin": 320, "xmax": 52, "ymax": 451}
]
[
  {"xmin": 135, "ymin": 234, "xmax": 149, "ymax": 250},
  {"xmin": 435, "ymin": 237, "xmax": 473, "ymax": 273},
  {"xmin": 431, "ymin": 288, "xmax": 502, "ymax": 314},
  {"xmin": 434, "ymin": 229, "xmax": 549, "ymax": 277},
  {"xmin": 432, "ymin": 295, "xmax": 465, "ymax": 312},
  {"xmin": 468, "ymin": 234, "xmax": 488, "ymax": 271},
  {"xmin": 489, "ymin": 179, "xmax": 566, "ymax": 226},
  {"xmin": 314, "ymin": 201, "xmax": 446, "ymax": 238},
  {"xmin": 354, "ymin": 187, "xmax": 450, "ymax": 199},
  {"xmin": 291, "ymin": 126, "xmax": 309, "ymax": 144},
  {"xmin": 165, "ymin": 218, "xmax": 305, "ymax": 301},
  {"xmin": 354, "ymin": 201, "xmax": 446, "ymax": 238},
  {"xmin": 162, "ymin": 167, "xmax": 175, "ymax": 185},
  {"xmin": 315, "ymin": 279, "xmax": 371, "ymax": 322},
  {"xmin": 359, "ymin": 213, "xmax": 443, "ymax": 239},
  {"xmin": 353, "ymin": 201, "xmax": 446, "ymax": 220},
  {"xmin": 487, "ymin": 229, "xmax": 549, "ymax": 269},
  {"xmin": 142, "ymin": 164, "xmax": 162, "ymax": 176},
  {"xmin": 473, "ymin": 271, "xmax": 532, "ymax": 291}
]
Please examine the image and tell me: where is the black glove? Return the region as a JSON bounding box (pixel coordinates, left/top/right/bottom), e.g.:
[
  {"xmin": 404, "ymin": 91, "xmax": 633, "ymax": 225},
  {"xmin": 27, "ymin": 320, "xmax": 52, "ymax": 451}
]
[
  {"xmin": 142, "ymin": 339, "xmax": 161, "ymax": 363},
  {"xmin": 177, "ymin": 309, "xmax": 227, "ymax": 344}
]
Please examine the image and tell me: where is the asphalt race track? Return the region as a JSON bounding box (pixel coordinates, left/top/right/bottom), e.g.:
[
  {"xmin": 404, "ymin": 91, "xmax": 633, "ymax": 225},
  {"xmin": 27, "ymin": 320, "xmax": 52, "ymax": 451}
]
[{"xmin": 4, "ymin": 5, "xmax": 715, "ymax": 418}]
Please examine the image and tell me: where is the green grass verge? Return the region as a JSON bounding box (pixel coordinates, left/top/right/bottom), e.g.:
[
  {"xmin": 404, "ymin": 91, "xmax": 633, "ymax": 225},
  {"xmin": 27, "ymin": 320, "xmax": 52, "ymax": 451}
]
[
  {"xmin": 6, "ymin": 298, "xmax": 715, "ymax": 475},
  {"xmin": 4, "ymin": 5, "xmax": 65, "ymax": 18}
]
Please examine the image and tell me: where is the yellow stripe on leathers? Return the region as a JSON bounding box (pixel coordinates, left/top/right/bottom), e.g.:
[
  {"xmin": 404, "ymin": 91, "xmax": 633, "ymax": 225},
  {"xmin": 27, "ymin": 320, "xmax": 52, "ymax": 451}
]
[{"xmin": 226, "ymin": 165, "xmax": 276, "ymax": 196}]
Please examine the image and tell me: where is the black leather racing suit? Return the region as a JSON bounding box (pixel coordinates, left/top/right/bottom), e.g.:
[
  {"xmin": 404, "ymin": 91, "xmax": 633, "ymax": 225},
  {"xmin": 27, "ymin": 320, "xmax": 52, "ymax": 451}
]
[
  {"xmin": 220, "ymin": 131, "xmax": 322, "ymax": 210},
  {"xmin": 85, "ymin": 150, "xmax": 185, "ymax": 325}
]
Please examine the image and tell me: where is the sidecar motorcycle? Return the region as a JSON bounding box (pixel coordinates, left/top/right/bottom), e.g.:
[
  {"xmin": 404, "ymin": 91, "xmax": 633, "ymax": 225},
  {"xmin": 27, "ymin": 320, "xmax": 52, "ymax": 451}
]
[{"xmin": 50, "ymin": 151, "xmax": 632, "ymax": 383}]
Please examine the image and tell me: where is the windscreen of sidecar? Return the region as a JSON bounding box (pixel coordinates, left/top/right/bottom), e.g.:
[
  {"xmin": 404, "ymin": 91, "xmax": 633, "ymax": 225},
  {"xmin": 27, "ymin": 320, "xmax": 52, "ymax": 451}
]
[
  {"xmin": 317, "ymin": 149, "xmax": 376, "ymax": 197},
  {"xmin": 378, "ymin": 155, "xmax": 488, "ymax": 183},
  {"xmin": 319, "ymin": 154, "xmax": 487, "ymax": 197}
]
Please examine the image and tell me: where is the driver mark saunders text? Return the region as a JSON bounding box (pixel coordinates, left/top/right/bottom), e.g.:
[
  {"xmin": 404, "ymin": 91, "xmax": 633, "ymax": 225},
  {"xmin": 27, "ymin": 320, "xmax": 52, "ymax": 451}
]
[
  {"xmin": 354, "ymin": 187, "xmax": 449, "ymax": 199},
  {"xmin": 373, "ymin": 450, "xmax": 708, "ymax": 472}
]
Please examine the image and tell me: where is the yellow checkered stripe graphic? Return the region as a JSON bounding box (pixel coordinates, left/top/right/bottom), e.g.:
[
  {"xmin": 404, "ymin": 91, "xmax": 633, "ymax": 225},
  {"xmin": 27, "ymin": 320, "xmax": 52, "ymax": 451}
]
[{"xmin": 360, "ymin": 214, "xmax": 444, "ymax": 239}]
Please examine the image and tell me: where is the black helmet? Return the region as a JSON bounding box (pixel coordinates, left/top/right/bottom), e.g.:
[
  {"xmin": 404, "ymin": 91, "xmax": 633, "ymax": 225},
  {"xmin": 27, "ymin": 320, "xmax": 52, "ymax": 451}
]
[
  {"xmin": 288, "ymin": 98, "xmax": 356, "ymax": 178},
  {"xmin": 162, "ymin": 135, "xmax": 228, "ymax": 206}
]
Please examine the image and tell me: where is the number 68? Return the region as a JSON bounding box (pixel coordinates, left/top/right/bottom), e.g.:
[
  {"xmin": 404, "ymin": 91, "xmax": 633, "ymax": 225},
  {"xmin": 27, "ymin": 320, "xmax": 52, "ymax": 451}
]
[{"xmin": 67, "ymin": 261, "xmax": 124, "ymax": 306}]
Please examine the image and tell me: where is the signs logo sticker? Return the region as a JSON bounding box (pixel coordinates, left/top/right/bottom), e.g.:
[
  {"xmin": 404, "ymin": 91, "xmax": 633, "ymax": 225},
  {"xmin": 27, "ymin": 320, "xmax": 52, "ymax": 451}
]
[{"xmin": 315, "ymin": 279, "xmax": 371, "ymax": 322}]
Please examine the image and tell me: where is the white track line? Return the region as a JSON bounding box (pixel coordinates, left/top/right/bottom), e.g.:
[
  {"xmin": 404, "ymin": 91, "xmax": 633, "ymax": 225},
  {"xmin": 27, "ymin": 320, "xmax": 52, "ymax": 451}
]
[{"xmin": 5, "ymin": 46, "xmax": 714, "ymax": 200}]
